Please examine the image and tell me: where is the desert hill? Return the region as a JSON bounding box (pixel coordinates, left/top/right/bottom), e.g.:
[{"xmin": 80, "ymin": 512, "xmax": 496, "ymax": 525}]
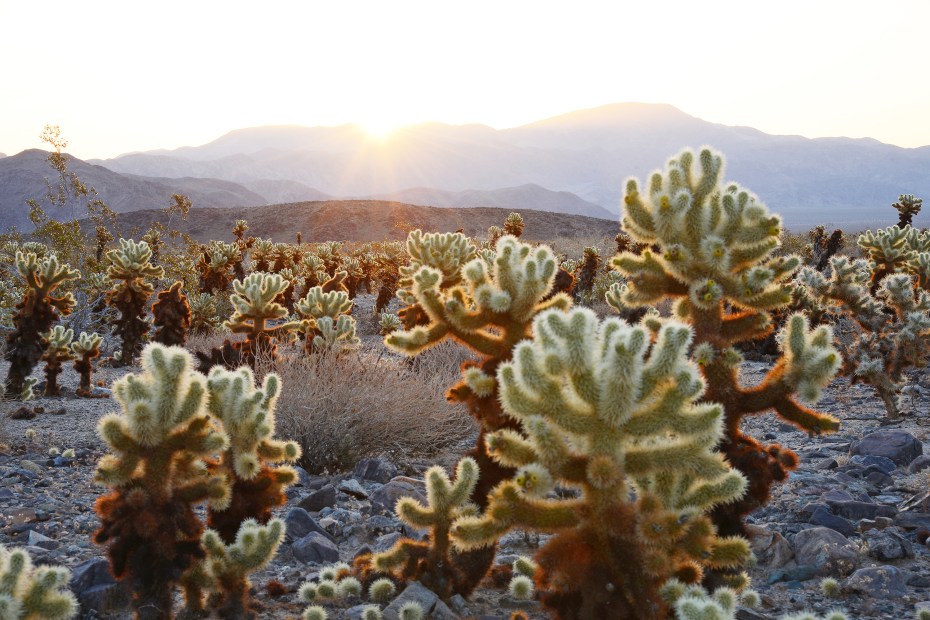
[
  {"xmin": 91, "ymin": 103, "xmax": 930, "ymax": 230},
  {"xmin": 101, "ymin": 200, "xmax": 619, "ymax": 243}
]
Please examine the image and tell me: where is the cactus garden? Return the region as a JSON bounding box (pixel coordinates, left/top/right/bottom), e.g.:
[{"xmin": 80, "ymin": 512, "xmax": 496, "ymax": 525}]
[{"xmin": 2, "ymin": 148, "xmax": 930, "ymax": 620}]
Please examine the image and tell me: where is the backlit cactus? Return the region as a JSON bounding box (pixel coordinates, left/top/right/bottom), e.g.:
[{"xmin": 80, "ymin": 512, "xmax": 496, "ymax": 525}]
[
  {"xmin": 71, "ymin": 331, "xmax": 103, "ymax": 397},
  {"xmin": 106, "ymin": 239, "xmax": 164, "ymax": 365},
  {"xmin": 373, "ymin": 458, "xmax": 479, "ymax": 598},
  {"xmin": 4, "ymin": 252, "xmax": 79, "ymax": 398},
  {"xmin": 452, "ymin": 310, "xmax": 749, "ymax": 619},
  {"xmin": 222, "ymin": 272, "xmax": 300, "ymax": 367},
  {"xmin": 94, "ymin": 344, "xmax": 229, "ymax": 618},
  {"xmin": 383, "ymin": 231, "xmax": 571, "ymax": 595},
  {"xmin": 610, "ymin": 147, "xmax": 840, "ymax": 574},
  {"xmin": 197, "ymin": 241, "xmax": 241, "ymax": 295},
  {"xmin": 797, "ymin": 256, "xmax": 930, "ymax": 418},
  {"xmin": 296, "ymin": 286, "xmax": 359, "ymax": 353},
  {"xmin": 503, "ymin": 212, "xmax": 525, "ymax": 238},
  {"xmin": 0, "ymin": 543, "xmax": 77, "ymax": 620},
  {"xmin": 40, "ymin": 325, "xmax": 73, "ymax": 396},
  {"xmin": 205, "ymin": 366, "xmax": 302, "ymax": 543},
  {"xmin": 892, "ymin": 194, "xmax": 922, "ymax": 228},
  {"xmin": 189, "ymin": 292, "xmax": 220, "ymax": 335},
  {"xmin": 152, "ymin": 282, "xmax": 192, "ymax": 347},
  {"xmin": 857, "ymin": 225, "xmax": 930, "ymax": 291}
]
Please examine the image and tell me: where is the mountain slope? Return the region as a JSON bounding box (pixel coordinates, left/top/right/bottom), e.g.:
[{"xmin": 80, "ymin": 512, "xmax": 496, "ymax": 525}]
[
  {"xmin": 100, "ymin": 200, "xmax": 618, "ymax": 243},
  {"xmin": 92, "ymin": 103, "xmax": 930, "ymax": 230}
]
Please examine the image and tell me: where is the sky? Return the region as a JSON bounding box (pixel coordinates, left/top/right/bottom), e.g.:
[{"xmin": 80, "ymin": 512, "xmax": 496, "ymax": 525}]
[{"xmin": 1, "ymin": 0, "xmax": 927, "ymax": 160}]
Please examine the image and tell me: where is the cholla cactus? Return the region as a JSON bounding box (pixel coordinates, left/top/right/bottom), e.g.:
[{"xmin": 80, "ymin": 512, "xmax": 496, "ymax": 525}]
[
  {"xmin": 858, "ymin": 224, "xmax": 930, "ymax": 291},
  {"xmin": 249, "ymin": 238, "xmax": 274, "ymax": 273},
  {"xmin": 377, "ymin": 232, "xmax": 571, "ymax": 595},
  {"xmin": 197, "ymin": 241, "xmax": 241, "ymax": 295},
  {"xmin": 106, "ymin": 239, "xmax": 164, "ymax": 365},
  {"xmin": 295, "ymin": 286, "xmax": 358, "ymax": 353},
  {"xmin": 893, "ymin": 194, "xmax": 922, "ymax": 228},
  {"xmin": 0, "ymin": 543, "xmax": 77, "ymax": 620},
  {"xmin": 298, "ymin": 254, "xmax": 327, "ymax": 293},
  {"xmin": 797, "ymin": 257, "xmax": 930, "ymax": 418},
  {"xmin": 205, "ymin": 366, "xmax": 302, "ymax": 543},
  {"xmin": 452, "ymin": 310, "xmax": 749, "ymax": 619},
  {"xmin": 4, "ymin": 252, "xmax": 80, "ymax": 398},
  {"xmin": 189, "ymin": 519, "xmax": 285, "ymax": 618},
  {"xmin": 373, "ymin": 458, "xmax": 479, "ymax": 598},
  {"xmin": 40, "ymin": 325, "xmax": 74, "ymax": 396},
  {"xmin": 223, "ymin": 272, "xmax": 299, "ymax": 367},
  {"xmin": 503, "ymin": 212, "xmax": 525, "ymax": 238},
  {"xmin": 612, "ymin": 148, "xmax": 840, "ymax": 555},
  {"xmin": 142, "ymin": 227, "xmax": 163, "ymax": 264},
  {"xmin": 152, "ymin": 282, "xmax": 192, "ymax": 347},
  {"xmin": 94, "ymin": 344, "xmax": 229, "ymax": 618},
  {"xmin": 71, "ymin": 332, "xmax": 103, "ymax": 397},
  {"xmin": 378, "ymin": 312, "xmax": 402, "ymax": 336},
  {"xmin": 573, "ymin": 246, "xmax": 601, "ymax": 301},
  {"xmin": 665, "ymin": 580, "xmax": 848, "ymax": 620},
  {"xmin": 275, "ymin": 268, "xmax": 298, "ymax": 313},
  {"xmin": 189, "ymin": 293, "xmax": 220, "ymax": 335}
]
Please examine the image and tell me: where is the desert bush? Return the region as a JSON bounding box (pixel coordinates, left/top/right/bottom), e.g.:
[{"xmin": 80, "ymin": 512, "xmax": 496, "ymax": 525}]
[{"xmin": 271, "ymin": 345, "xmax": 475, "ymax": 474}]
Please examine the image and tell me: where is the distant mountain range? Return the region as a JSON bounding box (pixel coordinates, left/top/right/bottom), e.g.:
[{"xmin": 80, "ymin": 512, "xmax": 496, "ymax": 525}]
[{"xmin": 3, "ymin": 103, "xmax": 929, "ymax": 232}]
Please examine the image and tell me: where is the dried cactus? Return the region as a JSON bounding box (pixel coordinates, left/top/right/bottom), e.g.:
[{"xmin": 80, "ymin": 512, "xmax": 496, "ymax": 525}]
[
  {"xmin": 612, "ymin": 148, "xmax": 840, "ymax": 564},
  {"xmin": 94, "ymin": 344, "xmax": 229, "ymax": 619},
  {"xmin": 152, "ymin": 282, "xmax": 192, "ymax": 347},
  {"xmin": 452, "ymin": 311, "xmax": 749, "ymax": 619},
  {"xmin": 4, "ymin": 252, "xmax": 80, "ymax": 398},
  {"xmin": 106, "ymin": 239, "xmax": 164, "ymax": 365},
  {"xmin": 40, "ymin": 326, "xmax": 74, "ymax": 397}
]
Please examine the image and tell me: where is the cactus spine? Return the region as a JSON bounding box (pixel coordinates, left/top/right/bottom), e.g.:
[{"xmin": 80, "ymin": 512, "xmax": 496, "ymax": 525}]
[
  {"xmin": 451, "ymin": 310, "xmax": 749, "ymax": 619},
  {"xmin": 106, "ymin": 239, "xmax": 164, "ymax": 365},
  {"xmin": 611, "ymin": 148, "xmax": 840, "ymax": 567},
  {"xmin": 4, "ymin": 252, "xmax": 79, "ymax": 398},
  {"xmin": 94, "ymin": 344, "xmax": 229, "ymax": 619},
  {"xmin": 0, "ymin": 543, "xmax": 78, "ymax": 620}
]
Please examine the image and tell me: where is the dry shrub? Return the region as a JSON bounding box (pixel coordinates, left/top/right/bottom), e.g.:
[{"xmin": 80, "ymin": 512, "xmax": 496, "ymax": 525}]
[{"xmin": 268, "ymin": 342, "xmax": 477, "ymax": 474}]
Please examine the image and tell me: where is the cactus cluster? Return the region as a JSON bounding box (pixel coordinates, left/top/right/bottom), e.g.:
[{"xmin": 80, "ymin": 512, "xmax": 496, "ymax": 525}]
[
  {"xmin": 71, "ymin": 331, "xmax": 103, "ymax": 397},
  {"xmin": 152, "ymin": 281, "xmax": 192, "ymax": 347},
  {"xmin": 0, "ymin": 543, "xmax": 77, "ymax": 620},
  {"xmin": 295, "ymin": 284, "xmax": 360, "ymax": 353},
  {"xmin": 40, "ymin": 325, "xmax": 74, "ymax": 396},
  {"xmin": 105, "ymin": 239, "xmax": 164, "ymax": 365}
]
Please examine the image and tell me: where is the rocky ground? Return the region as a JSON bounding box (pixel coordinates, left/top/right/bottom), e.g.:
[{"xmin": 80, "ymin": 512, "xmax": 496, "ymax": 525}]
[{"xmin": 3, "ymin": 350, "xmax": 930, "ymax": 619}]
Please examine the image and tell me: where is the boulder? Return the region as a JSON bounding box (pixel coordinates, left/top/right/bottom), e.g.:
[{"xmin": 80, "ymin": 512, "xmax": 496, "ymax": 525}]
[
  {"xmin": 850, "ymin": 430, "xmax": 923, "ymax": 466},
  {"xmin": 292, "ymin": 532, "xmax": 340, "ymax": 564},
  {"xmin": 298, "ymin": 484, "xmax": 337, "ymax": 512},
  {"xmin": 844, "ymin": 566, "xmax": 910, "ymax": 598},
  {"xmin": 383, "ymin": 581, "xmax": 439, "ymax": 620},
  {"xmin": 353, "ymin": 457, "xmax": 399, "ymax": 484},
  {"xmin": 863, "ymin": 528, "xmax": 915, "ymax": 561},
  {"xmin": 370, "ymin": 476, "xmax": 426, "ymax": 514},
  {"xmin": 284, "ymin": 507, "xmax": 333, "ymax": 543},
  {"xmin": 791, "ymin": 527, "xmax": 858, "ymax": 576}
]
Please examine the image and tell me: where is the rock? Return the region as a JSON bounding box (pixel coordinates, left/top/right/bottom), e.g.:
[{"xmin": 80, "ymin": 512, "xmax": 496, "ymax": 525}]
[
  {"xmin": 791, "ymin": 527, "xmax": 858, "ymax": 576},
  {"xmin": 449, "ymin": 594, "xmax": 470, "ymax": 616},
  {"xmin": 373, "ymin": 532, "xmax": 403, "ymax": 552},
  {"xmin": 345, "ymin": 604, "xmax": 372, "ymax": 620},
  {"xmin": 70, "ymin": 557, "xmax": 131, "ymax": 614},
  {"xmin": 49, "ymin": 407, "xmax": 66, "ymax": 415},
  {"xmin": 298, "ymin": 484, "xmax": 337, "ymax": 512},
  {"xmin": 899, "ymin": 490, "xmax": 930, "ymax": 513},
  {"xmin": 354, "ymin": 457, "xmax": 399, "ymax": 483},
  {"xmin": 827, "ymin": 499, "xmax": 896, "ymax": 521},
  {"xmin": 284, "ymin": 507, "xmax": 333, "ymax": 543},
  {"xmin": 766, "ymin": 565, "xmax": 819, "ymax": 584},
  {"xmin": 850, "ymin": 454, "xmax": 897, "ymax": 473},
  {"xmin": 26, "ymin": 530, "xmax": 58, "ymax": 550},
  {"xmin": 735, "ymin": 608, "xmax": 770, "ymax": 620},
  {"xmin": 89, "ymin": 386, "xmax": 111, "ymax": 398},
  {"xmin": 894, "ymin": 512, "xmax": 930, "ymax": 530},
  {"xmin": 0, "ymin": 488, "xmax": 15, "ymax": 500},
  {"xmin": 863, "ymin": 528, "xmax": 915, "ymax": 560},
  {"xmin": 432, "ymin": 599, "xmax": 458, "ymax": 620},
  {"xmin": 370, "ymin": 477, "xmax": 426, "ymax": 514},
  {"xmin": 809, "ymin": 507, "xmax": 855, "ymax": 537},
  {"xmin": 9, "ymin": 406, "xmax": 36, "ymax": 419},
  {"xmin": 338, "ymin": 478, "xmax": 369, "ymax": 499},
  {"xmin": 383, "ymin": 581, "xmax": 438, "ymax": 620},
  {"xmin": 844, "ymin": 565, "xmax": 910, "ymax": 598},
  {"xmin": 291, "ymin": 532, "xmax": 340, "ymax": 564},
  {"xmin": 909, "ymin": 455, "xmax": 930, "ymax": 474},
  {"xmin": 850, "ymin": 430, "xmax": 923, "ymax": 466}
]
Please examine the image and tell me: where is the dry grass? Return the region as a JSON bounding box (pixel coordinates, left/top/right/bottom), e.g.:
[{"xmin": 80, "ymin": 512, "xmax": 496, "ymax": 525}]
[{"xmin": 265, "ymin": 341, "xmax": 477, "ymax": 474}]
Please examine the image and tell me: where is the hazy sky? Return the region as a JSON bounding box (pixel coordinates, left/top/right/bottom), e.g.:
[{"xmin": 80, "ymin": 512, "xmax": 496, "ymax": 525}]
[{"xmin": 1, "ymin": 1, "xmax": 927, "ymax": 159}]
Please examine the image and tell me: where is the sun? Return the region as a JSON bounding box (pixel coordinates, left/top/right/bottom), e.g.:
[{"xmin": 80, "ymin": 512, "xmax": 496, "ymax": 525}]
[{"xmin": 360, "ymin": 118, "xmax": 401, "ymax": 141}]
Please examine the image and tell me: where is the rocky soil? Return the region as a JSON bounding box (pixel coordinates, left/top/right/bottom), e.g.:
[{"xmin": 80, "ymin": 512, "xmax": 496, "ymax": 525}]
[{"xmin": 3, "ymin": 351, "xmax": 930, "ymax": 619}]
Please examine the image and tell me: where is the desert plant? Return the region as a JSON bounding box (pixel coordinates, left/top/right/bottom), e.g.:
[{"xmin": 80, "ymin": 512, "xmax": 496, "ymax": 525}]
[
  {"xmin": 503, "ymin": 212, "xmax": 525, "ymax": 238},
  {"xmin": 611, "ymin": 148, "xmax": 840, "ymax": 568},
  {"xmin": 378, "ymin": 312, "xmax": 402, "ymax": 336},
  {"xmin": 40, "ymin": 326, "xmax": 74, "ymax": 397},
  {"xmin": 70, "ymin": 331, "xmax": 102, "ymax": 396},
  {"xmin": 295, "ymin": 285, "xmax": 359, "ymax": 353},
  {"xmin": 248, "ymin": 238, "xmax": 274, "ymax": 273},
  {"xmin": 188, "ymin": 292, "xmax": 220, "ymax": 335},
  {"xmin": 796, "ymin": 257, "xmax": 930, "ymax": 418},
  {"xmin": 4, "ymin": 252, "xmax": 80, "ymax": 398},
  {"xmin": 573, "ymin": 246, "xmax": 601, "ymax": 301},
  {"xmin": 893, "ymin": 194, "xmax": 923, "ymax": 228},
  {"xmin": 452, "ymin": 311, "xmax": 749, "ymax": 619},
  {"xmin": 196, "ymin": 241, "xmax": 241, "ymax": 295},
  {"xmin": 380, "ymin": 231, "xmax": 572, "ymax": 595},
  {"xmin": 0, "ymin": 543, "xmax": 78, "ymax": 620},
  {"xmin": 372, "ymin": 458, "xmax": 479, "ymax": 598},
  {"xmin": 105, "ymin": 239, "xmax": 164, "ymax": 365},
  {"xmin": 94, "ymin": 344, "xmax": 229, "ymax": 619},
  {"xmin": 152, "ymin": 282, "xmax": 192, "ymax": 347},
  {"xmin": 857, "ymin": 224, "xmax": 930, "ymax": 292},
  {"xmin": 187, "ymin": 519, "xmax": 285, "ymax": 619},
  {"xmin": 205, "ymin": 366, "xmax": 301, "ymax": 543}
]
